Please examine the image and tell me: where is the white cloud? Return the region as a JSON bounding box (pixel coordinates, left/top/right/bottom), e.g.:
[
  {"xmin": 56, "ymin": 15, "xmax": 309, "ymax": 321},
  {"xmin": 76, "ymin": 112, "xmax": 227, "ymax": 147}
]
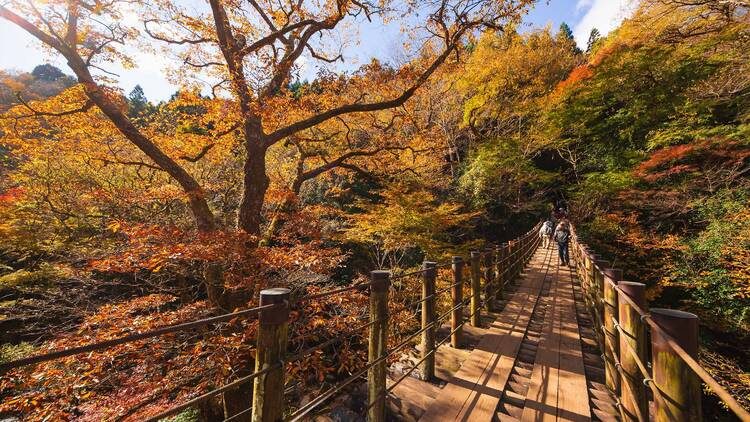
[
  {"xmin": 575, "ymin": 0, "xmax": 595, "ymax": 12},
  {"xmin": 573, "ymin": 0, "xmax": 638, "ymax": 49}
]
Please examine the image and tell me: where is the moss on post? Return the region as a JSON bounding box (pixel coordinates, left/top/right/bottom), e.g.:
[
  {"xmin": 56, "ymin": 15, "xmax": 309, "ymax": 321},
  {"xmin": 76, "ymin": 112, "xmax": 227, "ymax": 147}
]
[
  {"xmin": 650, "ymin": 309, "xmax": 702, "ymax": 422},
  {"xmin": 252, "ymin": 288, "xmax": 290, "ymax": 422},
  {"xmin": 495, "ymin": 245, "xmax": 505, "ymax": 302},
  {"xmin": 617, "ymin": 282, "xmax": 648, "ymax": 422},
  {"xmin": 421, "ymin": 261, "xmax": 437, "ymax": 381},
  {"xmin": 451, "ymin": 256, "xmax": 464, "ymax": 348},
  {"xmin": 602, "ymin": 268, "xmax": 622, "ymax": 395},
  {"xmin": 368, "ymin": 271, "xmax": 390, "ymax": 422},
  {"xmin": 470, "ymin": 251, "xmax": 481, "ymax": 327}
]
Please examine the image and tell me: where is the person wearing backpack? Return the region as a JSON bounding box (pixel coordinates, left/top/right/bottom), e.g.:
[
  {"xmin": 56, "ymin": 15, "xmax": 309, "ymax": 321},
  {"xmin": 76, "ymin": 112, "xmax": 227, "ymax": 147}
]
[
  {"xmin": 539, "ymin": 220, "xmax": 554, "ymax": 249},
  {"xmin": 554, "ymin": 221, "xmax": 571, "ymax": 266}
]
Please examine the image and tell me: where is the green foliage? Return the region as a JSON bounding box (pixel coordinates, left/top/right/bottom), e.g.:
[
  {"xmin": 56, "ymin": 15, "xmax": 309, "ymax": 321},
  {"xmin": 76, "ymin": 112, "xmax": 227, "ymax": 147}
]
[
  {"xmin": 569, "ymin": 170, "xmax": 636, "ymax": 217},
  {"xmin": 31, "ymin": 64, "xmax": 66, "ymax": 82},
  {"xmin": 0, "ymin": 262, "xmax": 67, "ymax": 288},
  {"xmin": 344, "ymin": 186, "xmax": 477, "ymax": 268},
  {"xmin": 159, "ymin": 408, "xmax": 200, "ymax": 422},
  {"xmin": 459, "ymin": 138, "xmax": 555, "ymax": 209},
  {"xmin": 456, "ymin": 27, "xmax": 578, "ymax": 215},
  {"xmin": 558, "ymin": 22, "xmax": 574, "ymax": 41},
  {"xmin": 669, "ymin": 189, "xmax": 750, "ymax": 332},
  {"xmin": 586, "ymin": 28, "xmax": 601, "ymax": 54},
  {"xmin": 0, "ymin": 65, "xmax": 76, "ymax": 109},
  {"xmin": 0, "ymin": 342, "xmax": 35, "ymax": 364}
]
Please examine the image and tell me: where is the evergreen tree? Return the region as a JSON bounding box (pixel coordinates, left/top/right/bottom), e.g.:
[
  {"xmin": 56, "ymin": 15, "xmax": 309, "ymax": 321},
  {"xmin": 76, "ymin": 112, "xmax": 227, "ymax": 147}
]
[
  {"xmin": 127, "ymin": 85, "xmax": 150, "ymax": 118},
  {"xmin": 31, "ymin": 64, "xmax": 65, "ymax": 81},
  {"xmin": 586, "ymin": 28, "xmax": 601, "ymax": 54},
  {"xmin": 557, "ymin": 22, "xmax": 582, "ymax": 55},
  {"xmin": 559, "ymin": 22, "xmax": 574, "ymax": 41}
]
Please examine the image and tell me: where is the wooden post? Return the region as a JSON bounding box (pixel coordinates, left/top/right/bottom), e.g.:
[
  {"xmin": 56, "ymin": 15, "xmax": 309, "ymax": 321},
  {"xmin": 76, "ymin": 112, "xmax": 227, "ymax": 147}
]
[
  {"xmin": 586, "ymin": 254, "xmax": 599, "ymax": 310},
  {"xmin": 470, "ymin": 251, "xmax": 481, "ymax": 327},
  {"xmin": 494, "ymin": 245, "xmax": 504, "ymax": 302},
  {"xmin": 451, "ymin": 256, "xmax": 464, "ymax": 348},
  {"xmin": 579, "ymin": 247, "xmax": 590, "ymax": 292},
  {"xmin": 368, "ymin": 270, "xmax": 390, "ymax": 422},
  {"xmin": 588, "ymin": 255, "xmax": 600, "ymax": 289},
  {"xmin": 602, "ymin": 268, "xmax": 623, "ymax": 395},
  {"xmin": 507, "ymin": 241, "xmax": 516, "ymax": 281},
  {"xmin": 582, "ymin": 249, "xmax": 591, "ymax": 291},
  {"xmin": 421, "ymin": 261, "xmax": 437, "ymax": 381},
  {"xmin": 617, "ymin": 281, "xmax": 648, "ymax": 422},
  {"xmin": 483, "ymin": 249, "xmax": 494, "ymax": 311},
  {"xmin": 252, "ymin": 288, "xmax": 290, "ymax": 422},
  {"xmin": 650, "ymin": 309, "xmax": 702, "ymax": 422},
  {"xmin": 594, "ymin": 260, "xmax": 610, "ymax": 331}
]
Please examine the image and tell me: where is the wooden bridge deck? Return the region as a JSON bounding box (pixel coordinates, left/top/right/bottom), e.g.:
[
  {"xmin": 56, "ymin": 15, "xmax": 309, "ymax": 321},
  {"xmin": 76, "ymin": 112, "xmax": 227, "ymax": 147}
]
[{"xmin": 389, "ymin": 246, "xmax": 618, "ymax": 422}]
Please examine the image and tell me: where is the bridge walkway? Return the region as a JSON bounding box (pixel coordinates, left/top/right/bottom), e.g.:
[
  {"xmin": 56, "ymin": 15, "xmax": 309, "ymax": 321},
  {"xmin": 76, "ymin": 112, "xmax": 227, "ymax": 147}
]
[{"xmin": 388, "ymin": 245, "xmax": 619, "ymax": 422}]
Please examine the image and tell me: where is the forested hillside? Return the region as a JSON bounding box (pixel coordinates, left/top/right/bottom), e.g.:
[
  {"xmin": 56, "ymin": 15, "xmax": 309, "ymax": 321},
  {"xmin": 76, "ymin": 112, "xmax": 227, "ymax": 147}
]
[{"xmin": 0, "ymin": 0, "xmax": 748, "ymax": 420}]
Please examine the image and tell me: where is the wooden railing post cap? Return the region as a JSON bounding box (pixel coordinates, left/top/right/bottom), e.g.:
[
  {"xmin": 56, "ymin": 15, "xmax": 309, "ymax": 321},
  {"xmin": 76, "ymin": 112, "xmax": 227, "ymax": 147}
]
[
  {"xmin": 452, "ymin": 256, "xmax": 463, "ymax": 264},
  {"xmin": 650, "ymin": 309, "xmax": 700, "ymax": 357},
  {"xmin": 370, "ymin": 270, "xmax": 391, "ymax": 292},
  {"xmin": 595, "ymin": 259, "xmax": 610, "ymax": 270},
  {"xmin": 603, "ymin": 268, "xmax": 623, "ymax": 282},
  {"xmin": 617, "ymin": 281, "xmax": 646, "ymax": 306},
  {"xmin": 470, "ymin": 250, "xmax": 481, "ymax": 259},
  {"xmin": 422, "ymin": 261, "xmax": 437, "ymax": 268},
  {"xmin": 259, "ymin": 288, "xmax": 290, "ymax": 324}
]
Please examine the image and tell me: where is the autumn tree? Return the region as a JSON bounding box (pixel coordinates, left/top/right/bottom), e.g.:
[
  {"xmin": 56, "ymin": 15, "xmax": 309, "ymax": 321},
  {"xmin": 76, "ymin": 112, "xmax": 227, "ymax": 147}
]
[
  {"xmin": 344, "ymin": 185, "xmax": 477, "ymax": 268},
  {"xmin": 456, "ymin": 28, "xmax": 579, "ymax": 210},
  {"xmin": 0, "ymin": 0, "xmax": 533, "ymax": 239}
]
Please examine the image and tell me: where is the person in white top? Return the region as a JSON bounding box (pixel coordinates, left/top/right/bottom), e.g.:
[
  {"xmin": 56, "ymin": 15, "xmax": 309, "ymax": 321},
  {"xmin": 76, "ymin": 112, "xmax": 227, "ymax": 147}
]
[{"xmin": 539, "ymin": 220, "xmax": 554, "ymax": 249}]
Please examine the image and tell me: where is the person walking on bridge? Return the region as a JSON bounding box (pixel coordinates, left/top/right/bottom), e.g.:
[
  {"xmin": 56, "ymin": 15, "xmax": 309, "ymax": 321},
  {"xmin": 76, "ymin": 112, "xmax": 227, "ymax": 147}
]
[
  {"xmin": 539, "ymin": 220, "xmax": 554, "ymax": 249},
  {"xmin": 554, "ymin": 221, "xmax": 571, "ymax": 266}
]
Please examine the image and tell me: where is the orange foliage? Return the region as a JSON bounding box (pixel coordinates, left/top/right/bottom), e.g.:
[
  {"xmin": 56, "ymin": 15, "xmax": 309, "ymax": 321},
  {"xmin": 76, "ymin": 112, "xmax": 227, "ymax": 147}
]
[
  {"xmin": 635, "ymin": 138, "xmax": 750, "ymax": 183},
  {"xmin": 554, "ymin": 64, "xmax": 593, "ymax": 95}
]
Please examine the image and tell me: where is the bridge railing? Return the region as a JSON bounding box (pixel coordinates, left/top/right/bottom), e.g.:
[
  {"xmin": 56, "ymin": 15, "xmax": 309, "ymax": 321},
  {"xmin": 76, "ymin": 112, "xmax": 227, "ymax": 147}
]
[
  {"xmin": 570, "ymin": 226, "xmax": 750, "ymax": 422},
  {"xmin": 0, "ymin": 223, "xmax": 542, "ymax": 422}
]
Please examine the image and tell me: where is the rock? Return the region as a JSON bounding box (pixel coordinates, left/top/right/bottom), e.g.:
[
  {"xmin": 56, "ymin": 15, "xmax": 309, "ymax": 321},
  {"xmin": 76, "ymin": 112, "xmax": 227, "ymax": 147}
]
[
  {"xmin": 331, "ymin": 393, "xmax": 351, "ymax": 407},
  {"xmin": 300, "ymin": 393, "xmax": 313, "ymax": 407},
  {"xmin": 330, "ymin": 405, "xmax": 362, "ymax": 422}
]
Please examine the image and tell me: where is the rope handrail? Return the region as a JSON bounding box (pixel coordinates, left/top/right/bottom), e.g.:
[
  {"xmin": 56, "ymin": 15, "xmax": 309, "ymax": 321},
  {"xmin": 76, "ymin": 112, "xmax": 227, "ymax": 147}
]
[
  {"xmin": 643, "ymin": 317, "xmax": 750, "ymax": 420},
  {"xmin": 287, "ymin": 222, "xmax": 541, "ymax": 420},
  {"xmin": 0, "ymin": 302, "xmax": 282, "ymax": 372},
  {"xmin": 295, "ymin": 279, "xmax": 371, "ymax": 303},
  {"xmin": 143, "ymin": 363, "xmax": 281, "ymax": 422},
  {"xmin": 572, "ymin": 223, "xmax": 750, "ymax": 421},
  {"xmin": 285, "ymin": 317, "xmax": 381, "ymax": 363},
  {"xmin": 612, "ymin": 322, "xmax": 679, "ymax": 422},
  {"xmin": 4, "ymin": 220, "xmax": 542, "ymax": 421}
]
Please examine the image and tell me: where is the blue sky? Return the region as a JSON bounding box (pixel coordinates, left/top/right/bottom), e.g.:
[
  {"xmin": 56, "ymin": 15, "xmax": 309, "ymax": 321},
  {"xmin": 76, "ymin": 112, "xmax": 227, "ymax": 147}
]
[{"xmin": 0, "ymin": 0, "xmax": 635, "ymax": 101}]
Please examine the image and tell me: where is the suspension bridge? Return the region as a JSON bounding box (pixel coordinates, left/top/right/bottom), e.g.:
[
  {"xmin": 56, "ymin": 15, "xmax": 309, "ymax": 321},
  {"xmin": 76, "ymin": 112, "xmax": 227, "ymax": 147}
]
[{"xmin": 2, "ymin": 224, "xmax": 749, "ymax": 422}]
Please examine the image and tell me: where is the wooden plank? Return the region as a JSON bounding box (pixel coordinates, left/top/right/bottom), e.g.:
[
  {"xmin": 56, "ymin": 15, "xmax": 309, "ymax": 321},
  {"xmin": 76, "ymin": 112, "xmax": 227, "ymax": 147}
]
[
  {"xmin": 387, "ymin": 373, "xmax": 442, "ymax": 399},
  {"xmin": 555, "ymin": 264, "xmax": 593, "ymax": 422},
  {"xmin": 453, "ymin": 249, "xmax": 556, "ymax": 421},
  {"xmin": 521, "ymin": 263, "xmax": 561, "ymax": 422},
  {"xmin": 419, "ymin": 247, "xmax": 553, "ymax": 422}
]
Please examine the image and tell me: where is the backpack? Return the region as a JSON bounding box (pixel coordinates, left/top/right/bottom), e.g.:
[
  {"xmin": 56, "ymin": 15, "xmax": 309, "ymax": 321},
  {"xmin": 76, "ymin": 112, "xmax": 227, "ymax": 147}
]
[
  {"xmin": 555, "ymin": 229, "xmax": 569, "ymax": 244},
  {"xmin": 543, "ymin": 224, "xmax": 553, "ymax": 236}
]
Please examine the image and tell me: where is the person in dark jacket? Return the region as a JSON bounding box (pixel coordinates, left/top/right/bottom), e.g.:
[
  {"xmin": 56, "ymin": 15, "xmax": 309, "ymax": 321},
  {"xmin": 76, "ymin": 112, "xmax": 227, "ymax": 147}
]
[{"xmin": 554, "ymin": 221, "xmax": 571, "ymax": 266}]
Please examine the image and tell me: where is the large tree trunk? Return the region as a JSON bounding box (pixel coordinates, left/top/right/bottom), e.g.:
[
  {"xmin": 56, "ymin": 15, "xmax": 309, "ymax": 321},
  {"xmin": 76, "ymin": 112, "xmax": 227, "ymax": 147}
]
[
  {"xmin": 64, "ymin": 57, "xmax": 217, "ymax": 232},
  {"xmin": 238, "ymin": 121, "xmax": 270, "ymax": 236}
]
